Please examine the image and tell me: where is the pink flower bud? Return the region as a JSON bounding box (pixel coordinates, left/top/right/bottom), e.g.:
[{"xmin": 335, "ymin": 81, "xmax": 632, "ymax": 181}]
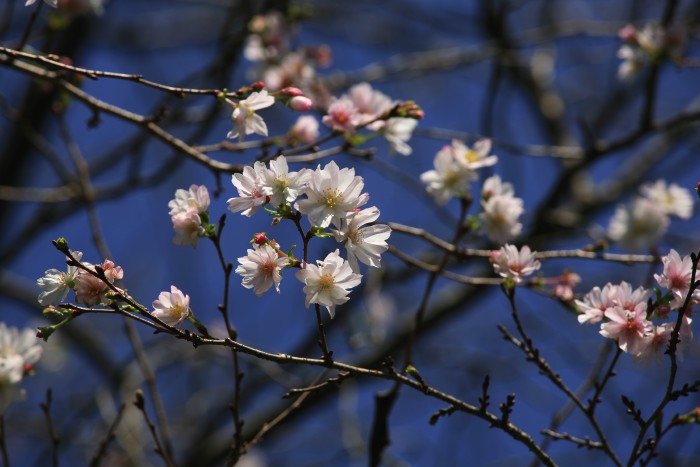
[
  {"xmin": 289, "ymin": 96, "xmax": 313, "ymax": 112},
  {"xmin": 254, "ymin": 233, "xmax": 268, "ymax": 245},
  {"xmin": 618, "ymin": 24, "xmax": 637, "ymax": 43},
  {"xmin": 279, "ymin": 87, "xmax": 305, "ymax": 97}
]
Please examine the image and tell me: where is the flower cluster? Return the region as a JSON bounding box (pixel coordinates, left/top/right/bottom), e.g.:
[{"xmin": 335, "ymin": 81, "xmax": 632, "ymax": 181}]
[
  {"xmin": 607, "ymin": 179, "xmax": 693, "ymax": 250},
  {"xmin": 617, "ymin": 23, "xmax": 683, "ymax": 80},
  {"xmin": 168, "ymin": 184, "xmax": 212, "ymax": 248},
  {"xmin": 576, "ymin": 249, "xmax": 697, "ymax": 364},
  {"xmin": 37, "ymin": 252, "xmax": 124, "ymax": 307},
  {"xmin": 0, "ymin": 323, "xmax": 43, "ymax": 414},
  {"xmin": 322, "ymin": 82, "xmax": 419, "ymax": 155},
  {"xmin": 228, "ymin": 156, "xmax": 391, "ymax": 316}
]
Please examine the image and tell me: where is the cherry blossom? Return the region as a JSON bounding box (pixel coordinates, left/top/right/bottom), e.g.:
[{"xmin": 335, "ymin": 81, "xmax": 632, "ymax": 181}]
[
  {"xmin": 168, "ymin": 184, "xmax": 210, "ymax": 216},
  {"xmin": 171, "ymin": 210, "xmax": 205, "ymax": 247},
  {"xmin": 635, "ymin": 323, "xmax": 673, "ymax": 366},
  {"xmin": 491, "ymin": 244, "xmax": 541, "ymax": 284},
  {"xmin": 227, "ymin": 90, "xmax": 275, "ymax": 142},
  {"xmin": 74, "ymin": 259, "xmax": 124, "ymax": 306},
  {"xmin": 599, "ymin": 304, "xmax": 652, "ymax": 356},
  {"xmin": 37, "ymin": 250, "xmax": 83, "ymax": 306},
  {"xmin": 288, "ymin": 115, "xmax": 319, "ymax": 145},
  {"xmin": 258, "ymin": 156, "xmax": 309, "ymax": 206},
  {"xmin": 654, "ymin": 249, "xmax": 694, "ymax": 307},
  {"xmin": 227, "ymin": 163, "xmax": 268, "ymax": 217},
  {"xmin": 0, "ymin": 323, "xmax": 43, "ymax": 414},
  {"xmin": 295, "ymin": 160, "xmax": 369, "ymax": 228},
  {"xmin": 481, "ymin": 175, "xmax": 514, "ymax": 200},
  {"xmin": 322, "ymin": 97, "xmax": 361, "ymax": 133},
  {"xmin": 640, "ymin": 180, "xmax": 694, "ymax": 220},
  {"xmin": 151, "ymin": 286, "xmax": 191, "ymax": 326},
  {"xmin": 332, "ymin": 207, "xmax": 391, "ymax": 272},
  {"xmin": 346, "ymin": 82, "xmax": 393, "ymax": 129},
  {"xmin": 608, "ymin": 197, "xmax": 669, "ymax": 250},
  {"xmin": 420, "ymin": 147, "xmax": 477, "ymax": 205},
  {"xmin": 295, "ymin": 249, "xmax": 362, "ymax": 318},
  {"xmin": 448, "ymin": 139, "xmax": 498, "ymax": 170},
  {"xmin": 576, "ymin": 283, "xmax": 617, "ymax": 325},
  {"xmin": 383, "ymin": 117, "xmax": 417, "ymax": 156},
  {"xmin": 236, "ymin": 245, "xmax": 290, "ymax": 296},
  {"xmin": 480, "ymin": 194, "xmax": 524, "ymax": 245}
]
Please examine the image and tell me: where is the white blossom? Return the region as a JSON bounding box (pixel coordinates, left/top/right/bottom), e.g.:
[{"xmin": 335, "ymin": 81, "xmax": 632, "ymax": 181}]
[
  {"xmin": 37, "ymin": 251, "xmax": 83, "ymax": 306},
  {"xmin": 420, "ymin": 147, "xmax": 477, "ymax": 205},
  {"xmin": 383, "ymin": 118, "xmax": 417, "ymax": 156},
  {"xmin": 640, "ymin": 180, "xmax": 693, "ymax": 219},
  {"xmin": 295, "ymin": 250, "xmax": 362, "ymax": 318},
  {"xmin": 168, "ymin": 184, "xmax": 210, "ymax": 216},
  {"xmin": 481, "ymin": 194, "xmax": 524, "ymax": 245},
  {"xmin": 295, "ymin": 160, "xmax": 369, "ymax": 228},
  {"xmin": 332, "ymin": 207, "xmax": 391, "ymax": 272},
  {"xmin": 608, "ymin": 197, "xmax": 669, "ymax": 250},
  {"xmin": 227, "ymin": 90, "xmax": 275, "ymax": 141},
  {"xmin": 0, "ymin": 323, "xmax": 43, "ymax": 414},
  {"xmin": 259, "ymin": 156, "xmax": 309, "ymax": 206},
  {"xmin": 151, "ymin": 286, "xmax": 191, "ymax": 327}
]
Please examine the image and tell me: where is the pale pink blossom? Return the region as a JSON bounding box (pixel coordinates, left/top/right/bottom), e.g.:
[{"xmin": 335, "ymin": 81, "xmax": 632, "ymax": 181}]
[
  {"xmin": 491, "ymin": 244, "xmax": 541, "ymax": 284},
  {"xmin": 420, "ymin": 147, "xmax": 477, "ymax": 205},
  {"xmin": 346, "ymin": 82, "xmax": 393, "ymax": 130},
  {"xmin": 288, "ymin": 115, "xmax": 319, "ymax": 145},
  {"xmin": 227, "ymin": 163, "xmax": 268, "ymax": 217},
  {"xmin": 37, "ymin": 251, "xmax": 83, "ymax": 306},
  {"xmin": 332, "ymin": 207, "xmax": 391, "ymax": 272},
  {"xmin": 610, "ymin": 281, "xmax": 651, "ymax": 311},
  {"xmin": 654, "ymin": 249, "xmax": 694, "ymax": 307},
  {"xmin": 295, "ymin": 160, "xmax": 369, "ymax": 228},
  {"xmin": 599, "ymin": 304, "xmax": 652, "ymax": 356},
  {"xmin": 171, "ymin": 210, "xmax": 205, "ymax": 247},
  {"xmin": 73, "ymin": 259, "xmax": 123, "ymax": 306},
  {"xmin": 235, "ymin": 245, "xmax": 289, "ymax": 296},
  {"xmin": 295, "ymin": 249, "xmax": 362, "ymax": 318},
  {"xmin": 576, "ymin": 283, "xmax": 617, "ymax": 325},
  {"xmin": 151, "ymin": 286, "xmax": 191, "ymax": 327},
  {"xmin": 322, "ymin": 97, "xmax": 361, "ymax": 133},
  {"xmin": 289, "ymin": 96, "xmax": 313, "ymax": 112},
  {"xmin": 227, "ymin": 90, "xmax": 275, "ymax": 142},
  {"xmin": 262, "ymin": 52, "xmax": 316, "ymax": 91},
  {"xmin": 635, "ymin": 323, "xmax": 673, "ymax": 366},
  {"xmin": 168, "ymin": 185, "xmax": 210, "ymax": 216}
]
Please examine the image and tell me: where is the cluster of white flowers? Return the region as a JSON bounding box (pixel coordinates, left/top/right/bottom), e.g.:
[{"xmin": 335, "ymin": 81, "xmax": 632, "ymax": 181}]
[
  {"xmin": 576, "ymin": 249, "xmax": 697, "ymax": 365},
  {"xmin": 227, "ymin": 156, "xmax": 391, "ymax": 316},
  {"xmin": 617, "ymin": 23, "xmax": 682, "ymax": 80},
  {"xmin": 420, "ymin": 139, "xmax": 524, "ymax": 245},
  {"xmin": 37, "ymin": 252, "xmax": 124, "ymax": 307},
  {"xmin": 168, "ymin": 184, "xmax": 211, "ymax": 247},
  {"xmin": 322, "ymin": 82, "xmax": 418, "ymax": 155},
  {"xmin": 0, "ymin": 323, "xmax": 43, "ymax": 414},
  {"xmin": 607, "ymin": 179, "xmax": 693, "ymax": 250}
]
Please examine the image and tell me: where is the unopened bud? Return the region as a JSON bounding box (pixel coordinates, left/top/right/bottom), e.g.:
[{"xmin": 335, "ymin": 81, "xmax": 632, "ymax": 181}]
[
  {"xmin": 253, "ymin": 233, "xmax": 268, "ymax": 245},
  {"xmin": 279, "ymin": 87, "xmax": 305, "ymax": 97},
  {"xmin": 390, "ymin": 101, "xmax": 424, "ymax": 119},
  {"xmin": 618, "ymin": 24, "xmax": 637, "ymax": 43},
  {"xmin": 289, "ymin": 96, "xmax": 313, "ymax": 112}
]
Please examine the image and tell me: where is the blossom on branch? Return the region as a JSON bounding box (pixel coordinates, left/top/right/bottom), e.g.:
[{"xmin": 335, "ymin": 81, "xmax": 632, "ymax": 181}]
[
  {"xmin": 295, "ymin": 250, "xmax": 362, "ymax": 318},
  {"xmin": 259, "ymin": 156, "xmax": 309, "ymax": 207},
  {"xmin": 449, "ymin": 139, "xmax": 498, "ymax": 171},
  {"xmin": 383, "ymin": 117, "xmax": 417, "ymax": 156},
  {"xmin": 151, "ymin": 286, "xmax": 191, "ymax": 326},
  {"xmin": 640, "ymin": 180, "xmax": 694, "ymax": 220},
  {"xmin": 0, "ymin": 323, "xmax": 43, "ymax": 414},
  {"xmin": 74, "ymin": 259, "xmax": 124, "ymax": 306},
  {"xmin": 295, "ymin": 160, "xmax": 369, "ymax": 228},
  {"xmin": 171, "ymin": 210, "xmax": 206, "ymax": 247},
  {"xmin": 599, "ymin": 304, "xmax": 652, "ymax": 356},
  {"xmin": 37, "ymin": 250, "xmax": 83, "ymax": 306},
  {"xmin": 168, "ymin": 184, "xmax": 210, "ymax": 216},
  {"xmin": 420, "ymin": 147, "xmax": 477, "ymax": 205},
  {"xmin": 322, "ymin": 97, "xmax": 361, "ymax": 133},
  {"xmin": 227, "ymin": 90, "xmax": 275, "ymax": 142},
  {"xmin": 287, "ymin": 115, "xmax": 319, "ymax": 145},
  {"xmin": 608, "ymin": 197, "xmax": 669, "ymax": 250},
  {"xmin": 575, "ymin": 283, "xmax": 617, "ymax": 325},
  {"xmin": 332, "ymin": 207, "xmax": 391, "ymax": 272},
  {"xmin": 491, "ymin": 244, "xmax": 541, "ymax": 284},
  {"xmin": 227, "ymin": 163, "xmax": 268, "ymax": 217},
  {"xmin": 654, "ymin": 249, "xmax": 694, "ymax": 308},
  {"xmin": 236, "ymin": 245, "xmax": 289, "ymax": 296}
]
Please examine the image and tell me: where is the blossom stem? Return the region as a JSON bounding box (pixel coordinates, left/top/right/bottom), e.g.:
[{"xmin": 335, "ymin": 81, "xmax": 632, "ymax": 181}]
[{"xmin": 314, "ymin": 304, "xmax": 333, "ymax": 362}]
